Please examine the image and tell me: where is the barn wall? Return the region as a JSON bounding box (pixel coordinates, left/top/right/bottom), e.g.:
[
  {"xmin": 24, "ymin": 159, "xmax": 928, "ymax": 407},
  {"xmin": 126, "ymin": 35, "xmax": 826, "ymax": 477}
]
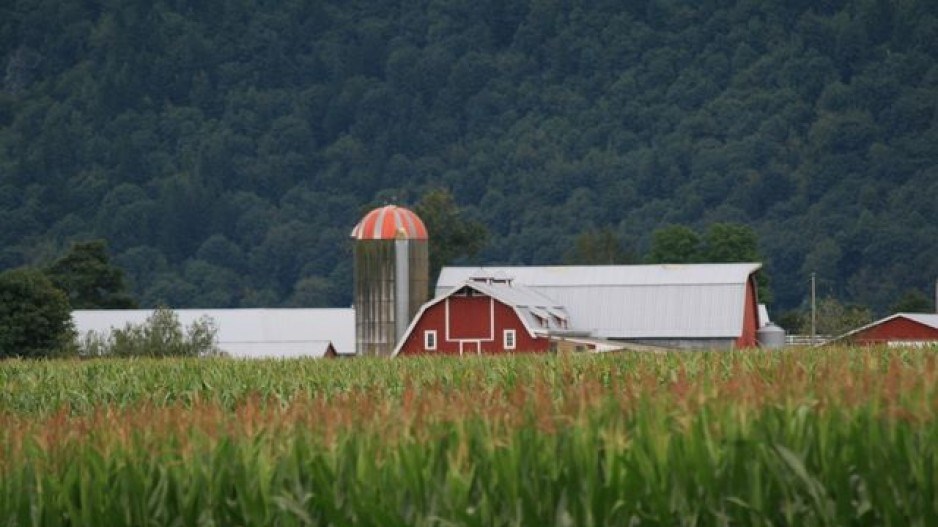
[
  {"xmin": 449, "ymin": 296, "xmax": 493, "ymax": 339},
  {"xmin": 398, "ymin": 296, "xmax": 548, "ymax": 356},
  {"xmin": 735, "ymin": 276, "xmax": 759, "ymax": 348},
  {"xmin": 851, "ymin": 317, "xmax": 938, "ymax": 344}
]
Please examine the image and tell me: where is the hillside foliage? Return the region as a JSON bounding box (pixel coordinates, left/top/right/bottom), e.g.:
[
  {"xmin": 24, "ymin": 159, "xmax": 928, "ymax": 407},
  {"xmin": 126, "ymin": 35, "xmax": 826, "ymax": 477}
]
[{"xmin": 2, "ymin": 0, "xmax": 937, "ymax": 314}]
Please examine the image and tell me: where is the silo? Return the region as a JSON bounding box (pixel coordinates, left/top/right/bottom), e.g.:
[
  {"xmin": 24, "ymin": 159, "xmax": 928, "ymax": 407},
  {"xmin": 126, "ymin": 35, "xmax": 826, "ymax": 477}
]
[
  {"xmin": 351, "ymin": 205, "xmax": 429, "ymax": 357},
  {"xmin": 757, "ymin": 322, "xmax": 786, "ymax": 350}
]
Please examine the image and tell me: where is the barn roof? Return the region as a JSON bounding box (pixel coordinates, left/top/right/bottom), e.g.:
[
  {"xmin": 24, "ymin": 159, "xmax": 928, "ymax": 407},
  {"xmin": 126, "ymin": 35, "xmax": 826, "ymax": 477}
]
[
  {"xmin": 464, "ymin": 279, "xmax": 574, "ymax": 335},
  {"xmin": 436, "ymin": 263, "xmax": 761, "ymax": 340},
  {"xmin": 827, "ymin": 312, "xmax": 938, "ymax": 344},
  {"xmin": 72, "ymin": 308, "xmax": 355, "ymax": 358}
]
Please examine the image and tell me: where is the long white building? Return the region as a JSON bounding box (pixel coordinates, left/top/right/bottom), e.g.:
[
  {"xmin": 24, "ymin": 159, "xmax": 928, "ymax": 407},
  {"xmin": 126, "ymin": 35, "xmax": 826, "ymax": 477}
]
[{"xmin": 72, "ymin": 308, "xmax": 355, "ymax": 358}]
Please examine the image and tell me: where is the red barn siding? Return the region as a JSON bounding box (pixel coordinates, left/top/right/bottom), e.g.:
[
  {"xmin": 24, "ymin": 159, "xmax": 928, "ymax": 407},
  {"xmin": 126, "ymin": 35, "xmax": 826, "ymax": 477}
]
[
  {"xmin": 398, "ymin": 295, "xmax": 549, "ymax": 356},
  {"xmin": 850, "ymin": 317, "xmax": 938, "ymax": 345},
  {"xmin": 735, "ymin": 277, "xmax": 759, "ymax": 348},
  {"xmin": 448, "ymin": 296, "xmax": 492, "ymax": 339}
]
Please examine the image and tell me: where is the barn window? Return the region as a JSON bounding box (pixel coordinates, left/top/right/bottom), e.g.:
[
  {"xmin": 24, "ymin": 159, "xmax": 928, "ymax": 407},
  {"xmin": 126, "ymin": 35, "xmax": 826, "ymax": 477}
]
[
  {"xmin": 424, "ymin": 330, "xmax": 437, "ymax": 350},
  {"xmin": 504, "ymin": 329, "xmax": 516, "ymax": 350}
]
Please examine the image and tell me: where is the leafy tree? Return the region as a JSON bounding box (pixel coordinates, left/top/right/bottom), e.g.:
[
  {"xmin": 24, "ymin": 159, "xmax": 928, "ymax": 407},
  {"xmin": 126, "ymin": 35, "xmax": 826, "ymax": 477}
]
[
  {"xmin": 646, "ymin": 225, "xmax": 701, "ymax": 263},
  {"xmin": 799, "ymin": 297, "xmax": 874, "ymax": 338},
  {"xmin": 648, "ymin": 222, "xmax": 773, "ymax": 302},
  {"xmin": 77, "ymin": 307, "xmax": 218, "ymax": 358},
  {"xmin": 287, "ymin": 276, "xmax": 333, "ymax": 307},
  {"xmin": 0, "ymin": 268, "xmax": 75, "ymax": 358},
  {"xmin": 702, "ymin": 223, "xmax": 760, "ymax": 263},
  {"xmin": 703, "ymin": 223, "xmax": 772, "ymax": 303},
  {"xmin": 890, "ymin": 289, "xmax": 932, "ymax": 313},
  {"xmin": 45, "ymin": 240, "xmax": 137, "ymax": 309},
  {"xmin": 565, "ymin": 228, "xmax": 634, "ymax": 265},
  {"xmin": 775, "ymin": 310, "xmax": 806, "ymax": 334},
  {"xmin": 414, "ymin": 188, "xmax": 488, "ymax": 283}
]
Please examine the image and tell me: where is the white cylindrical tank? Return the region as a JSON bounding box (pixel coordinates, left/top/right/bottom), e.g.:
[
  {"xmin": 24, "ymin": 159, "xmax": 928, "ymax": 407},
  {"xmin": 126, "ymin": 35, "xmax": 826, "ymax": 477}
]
[{"xmin": 757, "ymin": 322, "xmax": 786, "ymax": 350}]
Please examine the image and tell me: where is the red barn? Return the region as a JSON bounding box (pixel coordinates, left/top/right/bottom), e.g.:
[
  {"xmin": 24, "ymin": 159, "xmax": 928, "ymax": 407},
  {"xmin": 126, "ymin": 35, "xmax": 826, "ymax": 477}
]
[
  {"xmin": 393, "ymin": 275, "xmax": 585, "ymax": 356},
  {"xmin": 435, "ymin": 263, "xmax": 764, "ymax": 350},
  {"xmin": 832, "ymin": 313, "xmax": 938, "ymax": 346}
]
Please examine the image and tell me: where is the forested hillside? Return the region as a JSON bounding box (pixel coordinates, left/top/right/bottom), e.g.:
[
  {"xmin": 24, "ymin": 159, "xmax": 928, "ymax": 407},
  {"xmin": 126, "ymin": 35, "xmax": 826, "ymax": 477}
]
[{"xmin": 1, "ymin": 0, "xmax": 936, "ymax": 315}]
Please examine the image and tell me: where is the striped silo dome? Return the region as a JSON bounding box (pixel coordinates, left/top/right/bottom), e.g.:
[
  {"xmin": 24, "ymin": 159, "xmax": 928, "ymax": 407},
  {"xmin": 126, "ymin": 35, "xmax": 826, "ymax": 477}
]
[{"xmin": 350, "ymin": 205, "xmax": 428, "ymax": 240}]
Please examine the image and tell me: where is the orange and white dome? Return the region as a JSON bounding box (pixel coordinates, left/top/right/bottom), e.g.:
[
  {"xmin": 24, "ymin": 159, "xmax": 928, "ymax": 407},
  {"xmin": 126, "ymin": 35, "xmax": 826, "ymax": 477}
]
[{"xmin": 350, "ymin": 205, "xmax": 428, "ymax": 240}]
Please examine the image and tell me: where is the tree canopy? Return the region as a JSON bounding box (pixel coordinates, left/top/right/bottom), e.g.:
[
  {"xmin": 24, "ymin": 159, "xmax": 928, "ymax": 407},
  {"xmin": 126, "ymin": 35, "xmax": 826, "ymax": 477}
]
[
  {"xmin": 1, "ymin": 0, "xmax": 937, "ymax": 316},
  {"xmin": 565, "ymin": 228, "xmax": 635, "ymax": 265},
  {"xmin": 0, "ymin": 268, "xmax": 74, "ymax": 358},
  {"xmin": 45, "ymin": 240, "xmax": 137, "ymax": 309},
  {"xmin": 414, "ymin": 188, "xmax": 488, "ymax": 284}
]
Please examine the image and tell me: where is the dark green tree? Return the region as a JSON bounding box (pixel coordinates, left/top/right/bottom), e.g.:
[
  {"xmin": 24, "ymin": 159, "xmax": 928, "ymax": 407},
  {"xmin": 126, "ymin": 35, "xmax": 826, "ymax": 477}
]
[
  {"xmin": 702, "ymin": 223, "xmax": 772, "ymax": 303},
  {"xmin": 702, "ymin": 223, "xmax": 761, "ymax": 262},
  {"xmin": 890, "ymin": 289, "xmax": 932, "ymax": 313},
  {"xmin": 565, "ymin": 228, "xmax": 634, "ymax": 265},
  {"xmin": 45, "ymin": 240, "xmax": 138, "ymax": 309},
  {"xmin": 0, "ymin": 268, "xmax": 75, "ymax": 358},
  {"xmin": 414, "ymin": 188, "xmax": 488, "ymax": 284},
  {"xmin": 646, "ymin": 225, "xmax": 701, "ymax": 263},
  {"xmin": 648, "ymin": 222, "xmax": 772, "ymax": 302}
]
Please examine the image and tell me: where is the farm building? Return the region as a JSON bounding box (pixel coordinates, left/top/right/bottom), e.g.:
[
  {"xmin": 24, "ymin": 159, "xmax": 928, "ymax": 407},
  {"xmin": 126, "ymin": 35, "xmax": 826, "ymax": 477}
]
[
  {"xmin": 434, "ymin": 263, "xmax": 763, "ymax": 350},
  {"xmin": 351, "ymin": 204, "xmax": 429, "ymax": 357},
  {"xmin": 72, "ymin": 308, "xmax": 355, "ymax": 358},
  {"xmin": 70, "ymin": 205, "xmax": 772, "ymax": 358},
  {"xmin": 392, "ymin": 273, "xmax": 623, "ymax": 356},
  {"xmin": 827, "ymin": 313, "xmax": 938, "ymax": 347}
]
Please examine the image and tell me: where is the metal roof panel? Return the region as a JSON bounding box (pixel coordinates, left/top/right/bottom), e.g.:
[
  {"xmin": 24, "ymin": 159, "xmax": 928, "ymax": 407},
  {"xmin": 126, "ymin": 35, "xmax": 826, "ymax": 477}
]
[{"xmin": 437, "ymin": 264, "xmax": 759, "ymax": 339}]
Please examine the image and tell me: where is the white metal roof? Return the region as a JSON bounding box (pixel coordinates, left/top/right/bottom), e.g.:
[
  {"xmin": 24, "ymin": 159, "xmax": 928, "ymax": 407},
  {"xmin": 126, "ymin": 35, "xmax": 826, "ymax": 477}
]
[
  {"xmin": 436, "ymin": 264, "xmax": 761, "ymax": 340},
  {"xmin": 901, "ymin": 313, "xmax": 938, "ymax": 329},
  {"xmin": 465, "ymin": 280, "xmax": 573, "ymax": 335},
  {"xmin": 72, "ymin": 308, "xmax": 355, "ymax": 358}
]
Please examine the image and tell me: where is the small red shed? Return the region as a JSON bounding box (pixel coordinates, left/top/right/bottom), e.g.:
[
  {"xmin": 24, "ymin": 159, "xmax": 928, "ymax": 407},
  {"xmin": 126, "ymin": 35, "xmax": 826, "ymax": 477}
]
[
  {"xmin": 393, "ymin": 276, "xmax": 580, "ymax": 356},
  {"xmin": 832, "ymin": 313, "xmax": 938, "ymax": 346}
]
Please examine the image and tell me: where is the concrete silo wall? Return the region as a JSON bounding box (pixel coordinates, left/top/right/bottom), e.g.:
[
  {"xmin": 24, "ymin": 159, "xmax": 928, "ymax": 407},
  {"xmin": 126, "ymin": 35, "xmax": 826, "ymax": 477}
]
[{"xmin": 354, "ymin": 239, "xmax": 428, "ymax": 357}]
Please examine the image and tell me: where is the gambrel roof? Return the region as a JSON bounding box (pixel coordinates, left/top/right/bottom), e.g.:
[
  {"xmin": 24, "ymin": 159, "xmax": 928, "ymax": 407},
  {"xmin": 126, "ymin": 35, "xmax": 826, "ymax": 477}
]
[
  {"xmin": 391, "ymin": 278, "xmax": 578, "ymax": 357},
  {"xmin": 436, "ymin": 263, "xmax": 762, "ymax": 340}
]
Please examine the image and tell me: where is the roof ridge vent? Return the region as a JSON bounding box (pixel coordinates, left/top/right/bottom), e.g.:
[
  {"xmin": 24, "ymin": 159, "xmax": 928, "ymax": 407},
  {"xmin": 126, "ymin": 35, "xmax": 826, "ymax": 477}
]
[{"xmin": 467, "ymin": 269, "xmax": 515, "ymax": 285}]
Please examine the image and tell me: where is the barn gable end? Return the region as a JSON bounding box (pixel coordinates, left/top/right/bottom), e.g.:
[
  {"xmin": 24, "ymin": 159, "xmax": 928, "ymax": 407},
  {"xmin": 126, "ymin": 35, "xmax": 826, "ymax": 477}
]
[{"xmin": 393, "ymin": 280, "xmax": 572, "ymax": 356}]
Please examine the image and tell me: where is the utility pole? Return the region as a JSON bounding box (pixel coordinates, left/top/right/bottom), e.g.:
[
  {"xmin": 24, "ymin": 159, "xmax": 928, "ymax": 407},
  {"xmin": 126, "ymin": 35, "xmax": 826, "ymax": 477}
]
[{"xmin": 810, "ymin": 272, "xmax": 817, "ymax": 346}]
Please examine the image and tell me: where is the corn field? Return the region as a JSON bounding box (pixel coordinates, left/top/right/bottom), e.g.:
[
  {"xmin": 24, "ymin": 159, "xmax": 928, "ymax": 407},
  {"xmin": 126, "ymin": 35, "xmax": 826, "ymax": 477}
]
[{"xmin": 1, "ymin": 348, "xmax": 936, "ymax": 526}]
